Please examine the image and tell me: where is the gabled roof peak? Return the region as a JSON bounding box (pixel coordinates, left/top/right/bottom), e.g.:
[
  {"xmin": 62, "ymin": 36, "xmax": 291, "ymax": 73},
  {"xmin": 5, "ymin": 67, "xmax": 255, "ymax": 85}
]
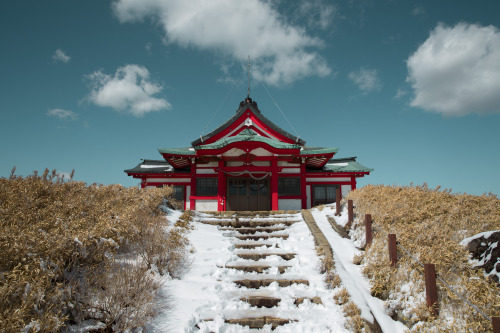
[{"xmin": 238, "ymin": 97, "xmax": 259, "ymax": 112}]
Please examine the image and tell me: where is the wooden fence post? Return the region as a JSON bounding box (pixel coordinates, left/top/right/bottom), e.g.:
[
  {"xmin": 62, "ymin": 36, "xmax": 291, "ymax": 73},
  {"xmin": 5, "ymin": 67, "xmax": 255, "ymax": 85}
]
[
  {"xmin": 388, "ymin": 234, "xmax": 398, "ymax": 267},
  {"xmin": 493, "ymin": 317, "xmax": 500, "ymax": 333},
  {"xmin": 335, "ymin": 188, "xmax": 341, "ymax": 216},
  {"xmin": 424, "ymin": 263, "xmax": 439, "ymax": 316},
  {"xmin": 365, "ymin": 214, "xmax": 372, "ymax": 247},
  {"xmin": 347, "ymin": 200, "xmax": 353, "ymax": 229}
]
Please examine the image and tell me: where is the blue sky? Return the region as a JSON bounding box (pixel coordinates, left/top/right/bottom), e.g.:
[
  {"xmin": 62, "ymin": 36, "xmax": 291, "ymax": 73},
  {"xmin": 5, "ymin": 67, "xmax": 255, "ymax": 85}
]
[{"xmin": 1, "ymin": 0, "xmax": 499, "ymax": 195}]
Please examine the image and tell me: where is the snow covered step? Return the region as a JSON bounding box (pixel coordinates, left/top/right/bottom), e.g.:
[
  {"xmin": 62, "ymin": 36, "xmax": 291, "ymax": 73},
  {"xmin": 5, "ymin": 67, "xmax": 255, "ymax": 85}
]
[
  {"xmin": 234, "ymin": 243, "xmax": 278, "ymax": 249},
  {"xmin": 234, "ymin": 278, "xmax": 310, "ymax": 288},
  {"xmin": 236, "ymin": 252, "xmax": 296, "ymax": 260},
  {"xmin": 224, "ymin": 265, "xmax": 291, "ymax": 273},
  {"xmin": 220, "ymin": 226, "xmax": 288, "ymax": 234},
  {"xmin": 241, "ymin": 296, "xmax": 281, "ymax": 308},
  {"xmin": 234, "ymin": 234, "xmax": 289, "ymax": 240},
  {"xmin": 225, "ymin": 316, "xmax": 291, "ymax": 329},
  {"xmin": 200, "ymin": 220, "xmax": 299, "ymax": 227},
  {"xmin": 239, "ymin": 296, "xmax": 322, "ymax": 308}
]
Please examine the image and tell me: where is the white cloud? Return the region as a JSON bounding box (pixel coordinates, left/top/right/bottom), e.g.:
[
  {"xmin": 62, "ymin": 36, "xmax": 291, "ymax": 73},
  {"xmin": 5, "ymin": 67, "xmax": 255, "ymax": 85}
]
[
  {"xmin": 296, "ymin": 0, "xmax": 338, "ymax": 31},
  {"xmin": 86, "ymin": 64, "xmax": 171, "ymax": 117},
  {"xmin": 47, "ymin": 108, "xmax": 78, "ymax": 120},
  {"xmin": 112, "ymin": 0, "xmax": 331, "ymax": 86},
  {"xmin": 412, "ymin": 6, "xmax": 425, "ymax": 16},
  {"xmin": 52, "ymin": 49, "xmax": 70, "ymax": 63},
  {"xmin": 407, "ymin": 23, "xmax": 500, "ymax": 116},
  {"xmin": 348, "ymin": 68, "xmax": 382, "ymax": 93},
  {"xmin": 394, "ymin": 88, "xmax": 407, "ymax": 99}
]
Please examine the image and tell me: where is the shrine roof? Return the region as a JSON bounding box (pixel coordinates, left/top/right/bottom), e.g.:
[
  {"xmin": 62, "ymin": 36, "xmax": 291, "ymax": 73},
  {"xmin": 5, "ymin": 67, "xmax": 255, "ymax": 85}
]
[
  {"xmin": 300, "ymin": 146, "xmax": 339, "ymax": 155},
  {"xmin": 194, "ymin": 129, "xmax": 302, "ymax": 151},
  {"xmin": 191, "ymin": 98, "xmax": 306, "ymax": 146},
  {"xmin": 157, "ymin": 147, "xmax": 196, "ymax": 156},
  {"xmin": 319, "ymin": 157, "xmax": 373, "ymax": 173},
  {"xmin": 124, "ymin": 159, "xmax": 187, "ymax": 174}
]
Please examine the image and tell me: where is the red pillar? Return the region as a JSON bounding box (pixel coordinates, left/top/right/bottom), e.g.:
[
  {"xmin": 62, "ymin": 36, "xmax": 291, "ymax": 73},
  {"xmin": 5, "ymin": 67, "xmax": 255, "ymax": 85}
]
[
  {"xmin": 271, "ymin": 158, "xmax": 279, "ymax": 211},
  {"xmin": 300, "ymin": 162, "xmax": 307, "ymax": 209},
  {"xmin": 190, "ymin": 159, "xmax": 196, "ymax": 210},
  {"xmin": 217, "ymin": 160, "xmax": 225, "ymax": 211},
  {"xmin": 351, "ymin": 176, "xmax": 356, "ymax": 190}
]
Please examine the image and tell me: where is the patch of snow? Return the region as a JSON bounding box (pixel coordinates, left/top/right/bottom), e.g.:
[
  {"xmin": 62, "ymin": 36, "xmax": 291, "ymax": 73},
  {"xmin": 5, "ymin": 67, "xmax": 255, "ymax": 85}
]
[
  {"xmin": 141, "ymin": 165, "xmax": 172, "ymax": 169},
  {"xmin": 460, "ymin": 230, "xmax": 500, "ymax": 246},
  {"xmin": 311, "ymin": 208, "xmax": 408, "ymax": 333},
  {"xmin": 327, "ymin": 162, "xmax": 349, "ymax": 167}
]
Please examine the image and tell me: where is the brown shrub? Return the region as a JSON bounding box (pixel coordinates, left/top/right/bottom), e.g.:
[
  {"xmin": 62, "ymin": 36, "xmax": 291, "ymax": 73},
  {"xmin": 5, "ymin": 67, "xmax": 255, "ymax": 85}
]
[
  {"xmin": 347, "ymin": 184, "xmax": 500, "ymax": 331},
  {"xmin": 0, "ymin": 169, "xmax": 181, "ymax": 332}
]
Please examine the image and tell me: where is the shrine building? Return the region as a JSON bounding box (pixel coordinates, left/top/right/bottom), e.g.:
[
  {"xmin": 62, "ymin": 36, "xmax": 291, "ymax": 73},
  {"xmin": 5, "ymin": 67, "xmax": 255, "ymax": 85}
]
[{"xmin": 125, "ymin": 97, "xmax": 372, "ymax": 211}]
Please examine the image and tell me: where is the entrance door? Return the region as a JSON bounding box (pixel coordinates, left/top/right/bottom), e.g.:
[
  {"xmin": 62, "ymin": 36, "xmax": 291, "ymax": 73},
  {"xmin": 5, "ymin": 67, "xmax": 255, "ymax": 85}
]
[{"xmin": 227, "ymin": 178, "xmax": 270, "ymax": 211}]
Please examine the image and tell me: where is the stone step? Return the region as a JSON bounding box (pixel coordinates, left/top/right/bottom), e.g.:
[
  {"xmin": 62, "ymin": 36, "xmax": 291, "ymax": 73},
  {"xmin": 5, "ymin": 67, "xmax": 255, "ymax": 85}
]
[
  {"xmin": 236, "ymin": 253, "xmax": 296, "ymax": 260},
  {"xmin": 220, "ymin": 226, "xmax": 288, "ymax": 234},
  {"xmin": 295, "ymin": 297, "xmax": 323, "ymax": 305},
  {"xmin": 225, "ymin": 317, "xmax": 291, "ymax": 329},
  {"xmin": 199, "ymin": 220, "xmax": 299, "ymax": 227},
  {"xmin": 239, "ymin": 296, "xmax": 323, "ymax": 307},
  {"xmin": 234, "ymin": 243, "xmax": 277, "ymax": 249},
  {"xmin": 234, "ymin": 279, "xmax": 309, "ymax": 289},
  {"xmin": 240, "ymin": 296, "xmax": 281, "ymax": 308},
  {"xmin": 223, "ymin": 265, "xmax": 290, "ymax": 273},
  {"xmin": 235, "ymin": 234, "xmax": 289, "ymax": 241}
]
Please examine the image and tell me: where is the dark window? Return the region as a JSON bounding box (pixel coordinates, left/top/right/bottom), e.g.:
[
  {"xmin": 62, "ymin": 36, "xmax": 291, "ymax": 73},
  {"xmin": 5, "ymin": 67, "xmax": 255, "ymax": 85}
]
[
  {"xmin": 173, "ymin": 185, "xmax": 184, "ymax": 202},
  {"xmin": 278, "ymin": 178, "xmax": 301, "ymax": 196},
  {"xmin": 196, "ymin": 178, "xmax": 218, "ymax": 196},
  {"xmin": 312, "ymin": 184, "xmax": 339, "ymax": 207}
]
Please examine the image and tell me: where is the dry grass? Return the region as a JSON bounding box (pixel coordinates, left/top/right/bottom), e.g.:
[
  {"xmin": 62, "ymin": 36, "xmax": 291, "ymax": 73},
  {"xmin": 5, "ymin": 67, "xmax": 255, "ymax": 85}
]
[
  {"xmin": 347, "ymin": 184, "xmax": 500, "ymax": 332},
  {"xmin": 0, "ymin": 168, "xmax": 188, "ymax": 332}
]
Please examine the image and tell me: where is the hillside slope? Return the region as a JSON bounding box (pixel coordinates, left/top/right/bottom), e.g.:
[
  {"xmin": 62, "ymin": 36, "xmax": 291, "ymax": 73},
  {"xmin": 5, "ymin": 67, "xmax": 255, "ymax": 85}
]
[{"xmin": 346, "ymin": 184, "xmax": 500, "ymax": 332}]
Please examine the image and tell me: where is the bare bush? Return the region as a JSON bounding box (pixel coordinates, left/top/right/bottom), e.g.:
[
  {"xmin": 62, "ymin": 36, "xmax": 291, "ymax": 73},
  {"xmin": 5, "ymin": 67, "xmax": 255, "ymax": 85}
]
[
  {"xmin": 347, "ymin": 184, "xmax": 500, "ymax": 331},
  {"xmin": 0, "ymin": 169, "xmax": 186, "ymax": 331},
  {"xmin": 86, "ymin": 261, "xmax": 166, "ymax": 332},
  {"xmin": 137, "ymin": 214, "xmax": 192, "ymax": 279}
]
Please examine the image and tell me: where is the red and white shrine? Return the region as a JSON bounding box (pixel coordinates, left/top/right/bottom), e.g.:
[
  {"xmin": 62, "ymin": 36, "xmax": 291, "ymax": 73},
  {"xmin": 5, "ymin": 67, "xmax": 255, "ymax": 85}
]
[{"xmin": 125, "ymin": 97, "xmax": 372, "ymax": 211}]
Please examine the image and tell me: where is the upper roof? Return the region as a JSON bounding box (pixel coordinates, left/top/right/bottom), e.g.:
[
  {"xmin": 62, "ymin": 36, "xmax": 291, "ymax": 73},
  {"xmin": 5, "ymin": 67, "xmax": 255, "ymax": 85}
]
[
  {"xmin": 124, "ymin": 159, "xmax": 187, "ymax": 174},
  {"xmin": 191, "ymin": 97, "xmax": 306, "ymax": 146},
  {"xmin": 321, "ymin": 157, "xmax": 373, "ymax": 173},
  {"xmin": 195, "ymin": 127, "xmax": 302, "ymax": 151}
]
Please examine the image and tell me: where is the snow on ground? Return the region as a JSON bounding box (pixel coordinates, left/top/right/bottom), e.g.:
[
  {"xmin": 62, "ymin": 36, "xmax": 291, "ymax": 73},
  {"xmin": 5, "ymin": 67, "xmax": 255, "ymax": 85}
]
[
  {"xmin": 148, "ymin": 212, "xmax": 351, "ymax": 332},
  {"xmin": 311, "ymin": 205, "xmax": 408, "ymax": 333}
]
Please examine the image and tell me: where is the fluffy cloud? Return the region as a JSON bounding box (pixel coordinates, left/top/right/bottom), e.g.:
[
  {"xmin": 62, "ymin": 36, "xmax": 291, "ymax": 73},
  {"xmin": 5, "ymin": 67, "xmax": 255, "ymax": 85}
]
[
  {"xmin": 52, "ymin": 49, "xmax": 70, "ymax": 63},
  {"xmin": 348, "ymin": 68, "xmax": 382, "ymax": 93},
  {"xmin": 112, "ymin": 0, "xmax": 331, "ymax": 86},
  {"xmin": 47, "ymin": 108, "xmax": 78, "ymax": 120},
  {"xmin": 407, "ymin": 23, "xmax": 500, "ymax": 116},
  {"xmin": 86, "ymin": 64, "xmax": 171, "ymax": 117}
]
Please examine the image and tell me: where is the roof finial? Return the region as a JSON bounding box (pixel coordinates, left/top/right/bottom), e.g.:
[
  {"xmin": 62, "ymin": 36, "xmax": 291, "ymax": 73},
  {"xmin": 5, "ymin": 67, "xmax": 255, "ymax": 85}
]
[{"xmin": 247, "ymin": 55, "xmax": 251, "ymax": 99}]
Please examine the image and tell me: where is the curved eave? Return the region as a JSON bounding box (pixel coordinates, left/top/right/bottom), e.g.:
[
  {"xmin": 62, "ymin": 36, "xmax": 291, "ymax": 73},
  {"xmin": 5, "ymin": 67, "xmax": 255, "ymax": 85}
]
[
  {"xmin": 158, "ymin": 148, "xmax": 196, "ymax": 156},
  {"xmin": 300, "ymin": 147, "xmax": 339, "ymax": 155},
  {"xmin": 195, "ymin": 135, "xmax": 301, "ymax": 151}
]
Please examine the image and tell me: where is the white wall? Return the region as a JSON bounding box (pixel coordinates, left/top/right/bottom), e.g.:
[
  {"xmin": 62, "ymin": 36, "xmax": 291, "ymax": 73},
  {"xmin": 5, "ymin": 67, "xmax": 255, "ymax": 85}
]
[
  {"xmin": 146, "ymin": 178, "xmax": 190, "ymax": 183},
  {"xmin": 306, "ymin": 177, "xmax": 351, "ymax": 182},
  {"xmin": 280, "ymin": 168, "xmax": 300, "ymax": 174},
  {"xmin": 306, "ymin": 185, "xmax": 311, "ymax": 209},
  {"xmin": 185, "ymin": 186, "xmax": 190, "ymax": 209},
  {"xmin": 278, "ymin": 199, "xmax": 301, "ymax": 211},
  {"xmin": 195, "ymin": 199, "xmax": 218, "ymax": 211},
  {"xmin": 341, "ymin": 185, "xmax": 351, "ymax": 197}
]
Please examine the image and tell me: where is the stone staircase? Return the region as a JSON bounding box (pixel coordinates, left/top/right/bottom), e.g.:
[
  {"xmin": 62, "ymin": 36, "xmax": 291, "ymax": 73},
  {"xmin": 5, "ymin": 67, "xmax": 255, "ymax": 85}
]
[{"xmin": 193, "ymin": 211, "xmax": 326, "ymax": 330}]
